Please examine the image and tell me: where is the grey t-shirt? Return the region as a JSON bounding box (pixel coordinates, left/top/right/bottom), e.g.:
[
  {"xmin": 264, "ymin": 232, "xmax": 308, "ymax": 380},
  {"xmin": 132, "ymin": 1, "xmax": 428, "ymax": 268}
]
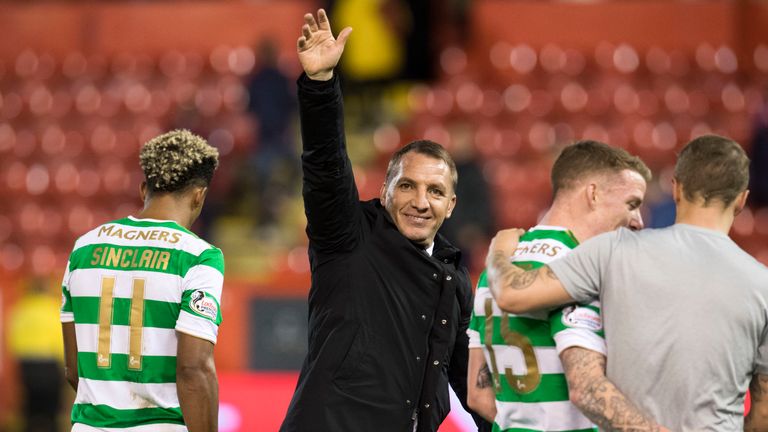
[{"xmin": 548, "ymin": 223, "xmax": 768, "ymax": 431}]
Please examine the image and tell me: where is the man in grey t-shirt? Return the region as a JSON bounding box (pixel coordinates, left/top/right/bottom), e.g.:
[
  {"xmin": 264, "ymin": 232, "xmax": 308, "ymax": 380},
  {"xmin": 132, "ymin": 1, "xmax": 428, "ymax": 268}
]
[{"xmin": 483, "ymin": 135, "xmax": 768, "ymax": 431}]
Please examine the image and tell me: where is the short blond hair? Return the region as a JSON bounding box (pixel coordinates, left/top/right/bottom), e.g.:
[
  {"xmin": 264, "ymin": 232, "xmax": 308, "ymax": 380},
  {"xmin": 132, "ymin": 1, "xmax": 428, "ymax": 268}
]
[
  {"xmin": 139, "ymin": 129, "xmax": 219, "ymax": 193},
  {"xmin": 552, "ymin": 140, "xmax": 651, "ymax": 196}
]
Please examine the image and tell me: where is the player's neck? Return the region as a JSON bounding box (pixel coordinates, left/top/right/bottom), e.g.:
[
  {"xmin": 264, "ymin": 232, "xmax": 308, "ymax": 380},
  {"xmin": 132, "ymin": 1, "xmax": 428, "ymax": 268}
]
[
  {"xmin": 674, "ymin": 200, "xmax": 734, "ymax": 234},
  {"xmin": 138, "ymin": 196, "xmax": 195, "ymax": 229},
  {"xmin": 539, "ymin": 203, "xmax": 588, "ymax": 242}
]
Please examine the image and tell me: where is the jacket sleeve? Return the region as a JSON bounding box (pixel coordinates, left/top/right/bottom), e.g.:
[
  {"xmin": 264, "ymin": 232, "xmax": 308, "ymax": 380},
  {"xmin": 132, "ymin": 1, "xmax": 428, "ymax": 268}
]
[
  {"xmin": 448, "ymin": 270, "xmax": 493, "ymax": 432},
  {"xmin": 298, "ymin": 73, "xmax": 361, "ymax": 253}
]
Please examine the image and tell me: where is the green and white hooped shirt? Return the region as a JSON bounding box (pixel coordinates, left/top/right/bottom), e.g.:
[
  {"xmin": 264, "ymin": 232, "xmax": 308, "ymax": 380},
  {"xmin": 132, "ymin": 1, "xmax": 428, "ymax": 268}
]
[
  {"xmin": 61, "ymin": 216, "xmax": 224, "ymax": 431},
  {"xmin": 468, "ymin": 225, "xmax": 605, "ymax": 432}
]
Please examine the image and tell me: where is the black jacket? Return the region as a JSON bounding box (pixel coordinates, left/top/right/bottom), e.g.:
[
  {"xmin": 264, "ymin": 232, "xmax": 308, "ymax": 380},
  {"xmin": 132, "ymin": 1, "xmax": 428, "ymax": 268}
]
[{"xmin": 280, "ymin": 74, "xmax": 487, "ymax": 432}]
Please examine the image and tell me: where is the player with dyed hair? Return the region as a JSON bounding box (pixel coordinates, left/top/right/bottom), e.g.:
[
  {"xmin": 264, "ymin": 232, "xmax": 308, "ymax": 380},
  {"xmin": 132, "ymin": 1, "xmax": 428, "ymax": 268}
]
[
  {"xmin": 467, "ymin": 140, "xmax": 667, "ymax": 431},
  {"xmin": 61, "ymin": 129, "xmax": 223, "ymax": 432}
]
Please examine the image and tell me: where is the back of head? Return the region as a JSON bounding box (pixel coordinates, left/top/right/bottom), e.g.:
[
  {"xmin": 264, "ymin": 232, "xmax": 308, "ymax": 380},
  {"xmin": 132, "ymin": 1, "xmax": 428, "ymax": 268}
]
[
  {"xmin": 674, "ymin": 134, "xmax": 749, "ymax": 207},
  {"xmin": 139, "ymin": 129, "xmax": 220, "ymax": 195},
  {"xmin": 385, "ymin": 140, "xmax": 458, "ymax": 191},
  {"xmin": 551, "ymin": 140, "xmax": 651, "ymax": 196}
]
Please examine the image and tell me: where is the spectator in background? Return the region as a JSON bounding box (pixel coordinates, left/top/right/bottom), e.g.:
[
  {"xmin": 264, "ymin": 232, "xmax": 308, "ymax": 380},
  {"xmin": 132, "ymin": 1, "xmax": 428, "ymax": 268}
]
[
  {"xmin": 749, "ymin": 91, "xmax": 768, "ymax": 208},
  {"xmin": 7, "ymin": 277, "xmax": 64, "ymax": 432},
  {"xmin": 246, "ymin": 39, "xmax": 298, "ymax": 228},
  {"xmin": 439, "ymin": 122, "xmax": 494, "ymax": 273}
]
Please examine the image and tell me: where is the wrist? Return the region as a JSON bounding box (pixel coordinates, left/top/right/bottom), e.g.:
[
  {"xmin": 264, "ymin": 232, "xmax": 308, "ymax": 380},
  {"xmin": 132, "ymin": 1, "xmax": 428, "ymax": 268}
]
[{"xmin": 307, "ymin": 70, "xmax": 334, "ymax": 81}]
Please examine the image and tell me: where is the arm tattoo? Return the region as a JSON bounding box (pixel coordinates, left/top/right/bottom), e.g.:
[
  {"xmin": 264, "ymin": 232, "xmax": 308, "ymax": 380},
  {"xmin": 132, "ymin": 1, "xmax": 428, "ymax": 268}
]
[
  {"xmin": 486, "ymin": 251, "xmax": 563, "ymax": 310},
  {"xmin": 561, "ymin": 348, "xmax": 661, "ymax": 431},
  {"xmin": 745, "ymin": 373, "xmax": 768, "ymax": 430},
  {"xmin": 476, "ymin": 363, "xmax": 493, "ymax": 389},
  {"xmin": 544, "ymin": 264, "xmax": 559, "ymax": 280},
  {"xmin": 487, "ymin": 251, "xmax": 537, "ymax": 291}
]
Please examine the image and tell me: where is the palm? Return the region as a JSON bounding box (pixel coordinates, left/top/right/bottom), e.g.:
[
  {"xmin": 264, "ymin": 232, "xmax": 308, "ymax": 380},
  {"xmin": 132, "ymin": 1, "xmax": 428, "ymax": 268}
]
[
  {"xmin": 298, "ymin": 30, "xmax": 343, "ymax": 77},
  {"xmin": 296, "ymin": 9, "xmax": 352, "ymax": 80}
]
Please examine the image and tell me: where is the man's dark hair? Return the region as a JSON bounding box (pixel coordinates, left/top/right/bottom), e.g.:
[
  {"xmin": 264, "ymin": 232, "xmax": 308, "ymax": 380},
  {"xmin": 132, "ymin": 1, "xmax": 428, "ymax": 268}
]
[
  {"xmin": 384, "ymin": 140, "xmax": 458, "ymax": 191},
  {"xmin": 139, "ymin": 129, "xmax": 219, "ymax": 194},
  {"xmin": 674, "ymin": 134, "xmax": 749, "ymax": 206},
  {"xmin": 551, "ymin": 140, "xmax": 652, "ymax": 196}
]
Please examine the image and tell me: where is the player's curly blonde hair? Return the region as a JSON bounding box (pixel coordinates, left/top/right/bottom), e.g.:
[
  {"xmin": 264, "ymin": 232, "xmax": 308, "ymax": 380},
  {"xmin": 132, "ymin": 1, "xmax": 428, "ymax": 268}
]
[{"xmin": 139, "ymin": 129, "xmax": 219, "ymax": 193}]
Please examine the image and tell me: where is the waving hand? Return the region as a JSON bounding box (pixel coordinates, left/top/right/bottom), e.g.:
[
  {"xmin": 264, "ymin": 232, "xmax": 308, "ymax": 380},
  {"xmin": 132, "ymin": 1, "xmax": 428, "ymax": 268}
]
[{"xmin": 297, "ymin": 9, "xmax": 352, "ymax": 81}]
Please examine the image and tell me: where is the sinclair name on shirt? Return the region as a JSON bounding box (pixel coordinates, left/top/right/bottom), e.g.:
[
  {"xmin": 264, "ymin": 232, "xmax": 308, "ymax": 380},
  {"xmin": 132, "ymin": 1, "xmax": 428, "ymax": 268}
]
[
  {"xmin": 512, "ymin": 240, "xmax": 562, "ymax": 258},
  {"xmin": 98, "ymin": 224, "xmax": 182, "ymax": 244},
  {"xmin": 91, "ymin": 246, "xmax": 171, "ymax": 271}
]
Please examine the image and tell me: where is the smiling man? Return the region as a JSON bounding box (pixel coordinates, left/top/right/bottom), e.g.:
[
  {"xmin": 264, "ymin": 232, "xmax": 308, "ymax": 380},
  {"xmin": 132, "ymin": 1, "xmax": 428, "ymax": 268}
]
[{"xmin": 280, "ymin": 9, "xmax": 488, "ymax": 432}]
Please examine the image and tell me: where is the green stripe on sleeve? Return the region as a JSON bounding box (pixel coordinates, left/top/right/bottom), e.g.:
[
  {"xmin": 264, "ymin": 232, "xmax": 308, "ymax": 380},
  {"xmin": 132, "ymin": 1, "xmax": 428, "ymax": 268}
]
[
  {"xmin": 78, "ymin": 352, "xmax": 176, "ymax": 383},
  {"xmin": 72, "ymin": 404, "xmax": 184, "ymax": 428},
  {"xmin": 62, "ymin": 285, "xmax": 73, "ymax": 314}
]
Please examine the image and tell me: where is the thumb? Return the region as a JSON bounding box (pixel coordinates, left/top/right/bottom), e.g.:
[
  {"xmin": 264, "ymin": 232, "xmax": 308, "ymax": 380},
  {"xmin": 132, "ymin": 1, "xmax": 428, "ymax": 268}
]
[{"xmin": 336, "ymin": 27, "xmax": 353, "ymax": 47}]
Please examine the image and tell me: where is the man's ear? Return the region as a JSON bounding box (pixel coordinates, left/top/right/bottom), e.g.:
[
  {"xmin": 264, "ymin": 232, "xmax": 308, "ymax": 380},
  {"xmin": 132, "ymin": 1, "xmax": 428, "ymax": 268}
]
[
  {"xmin": 140, "ymin": 181, "xmax": 148, "ymax": 202},
  {"xmin": 446, "ymin": 194, "xmax": 457, "ymax": 219},
  {"xmin": 733, "ymin": 189, "xmax": 749, "ymax": 216},
  {"xmin": 379, "ymin": 182, "xmax": 387, "ymax": 205},
  {"xmin": 192, "ymin": 186, "xmax": 208, "ymax": 211},
  {"xmin": 671, "ymin": 178, "xmax": 682, "ymax": 203},
  {"xmin": 585, "ymin": 183, "xmax": 598, "ymax": 210}
]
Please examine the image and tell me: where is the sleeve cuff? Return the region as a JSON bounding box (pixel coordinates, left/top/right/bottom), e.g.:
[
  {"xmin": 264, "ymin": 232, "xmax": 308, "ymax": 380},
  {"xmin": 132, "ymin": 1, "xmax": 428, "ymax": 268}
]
[
  {"xmin": 553, "ymin": 329, "xmax": 606, "ymax": 355},
  {"xmin": 297, "ymin": 72, "xmax": 339, "ymax": 93}
]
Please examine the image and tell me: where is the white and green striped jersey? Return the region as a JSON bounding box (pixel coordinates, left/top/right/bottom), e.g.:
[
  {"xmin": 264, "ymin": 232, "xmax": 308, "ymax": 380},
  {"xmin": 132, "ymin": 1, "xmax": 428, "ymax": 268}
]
[
  {"xmin": 467, "ymin": 225, "xmax": 605, "ymax": 432},
  {"xmin": 60, "ymin": 216, "xmax": 224, "ymax": 432}
]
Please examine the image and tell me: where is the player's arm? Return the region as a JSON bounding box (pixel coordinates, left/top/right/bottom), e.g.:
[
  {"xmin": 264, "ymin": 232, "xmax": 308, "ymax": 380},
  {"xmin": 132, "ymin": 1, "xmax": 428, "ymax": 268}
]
[
  {"xmin": 485, "ymin": 229, "xmax": 574, "ymax": 313},
  {"xmin": 297, "ymin": 10, "xmax": 362, "ymax": 253},
  {"xmin": 467, "ymin": 348, "xmax": 496, "ymax": 423},
  {"xmin": 561, "ymin": 347, "xmax": 670, "ymax": 432},
  {"xmin": 61, "ymin": 261, "xmax": 78, "ymax": 391},
  {"xmin": 448, "ymin": 282, "xmax": 493, "ymax": 431},
  {"xmin": 62, "ymin": 322, "xmax": 78, "ymax": 391},
  {"xmin": 745, "ymin": 373, "xmax": 768, "ymax": 431},
  {"xmin": 177, "ymin": 332, "xmax": 218, "ymax": 432}
]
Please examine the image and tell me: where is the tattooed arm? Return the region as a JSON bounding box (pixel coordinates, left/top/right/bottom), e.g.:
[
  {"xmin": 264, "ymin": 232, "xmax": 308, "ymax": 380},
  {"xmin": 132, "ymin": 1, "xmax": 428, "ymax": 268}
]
[
  {"xmin": 485, "ymin": 229, "xmax": 574, "ymax": 313},
  {"xmin": 467, "ymin": 348, "xmax": 497, "ymax": 422},
  {"xmin": 745, "ymin": 373, "xmax": 768, "ymax": 431},
  {"xmin": 561, "ymin": 347, "xmax": 670, "ymax": 432}
]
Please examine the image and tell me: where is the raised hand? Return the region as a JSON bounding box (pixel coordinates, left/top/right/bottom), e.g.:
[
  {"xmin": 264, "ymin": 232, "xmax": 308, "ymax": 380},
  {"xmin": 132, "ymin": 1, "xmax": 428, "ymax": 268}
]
[{"xmin": 297, "ymin": 9, "xmax": 352, "ymax": 81}]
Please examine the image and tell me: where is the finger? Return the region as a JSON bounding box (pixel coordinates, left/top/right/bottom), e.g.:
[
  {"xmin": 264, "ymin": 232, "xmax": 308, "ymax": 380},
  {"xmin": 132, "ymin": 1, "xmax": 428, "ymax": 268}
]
[
  {"xmin": 304, "ymin": 12, "xmax": 319, "ymax": 32},
  {"xmin": 297, "ymin": 36, "xmax": 307, "ymax": 51},
  {"xmin": 336, "ymin": 27, "xmax": 353, "ymax": 47},
  {"xmin": 317, "ymin": 8, "xmax": 331, "ymax": 31},
  {"xmin": 302, "ymin": 24, "xmax": 312, "ymax": 40}
]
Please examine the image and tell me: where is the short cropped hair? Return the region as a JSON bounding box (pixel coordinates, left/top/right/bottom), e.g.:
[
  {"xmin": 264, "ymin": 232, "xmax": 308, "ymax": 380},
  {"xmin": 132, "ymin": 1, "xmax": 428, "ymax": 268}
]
[
  {"xmin": 674, "ymin": 134, "xmax": 749, "ymax": 206},
  {"xmin": 551, "ymin": 140, "xmax": 652, "ymax": 196},
  {"xmin": 384, "ymin": 140, "xmax": 458, "ymax": 192},
  {"xmin": 139, "ymin": 129, "xmax": 219, "ymax": 193}
]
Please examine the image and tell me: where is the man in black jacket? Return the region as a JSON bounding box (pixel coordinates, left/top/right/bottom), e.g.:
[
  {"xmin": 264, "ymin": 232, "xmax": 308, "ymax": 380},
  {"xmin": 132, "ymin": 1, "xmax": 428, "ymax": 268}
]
[{"xmin": 280, "ymin": 9, "xmax": 489, "ymax": 432}]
